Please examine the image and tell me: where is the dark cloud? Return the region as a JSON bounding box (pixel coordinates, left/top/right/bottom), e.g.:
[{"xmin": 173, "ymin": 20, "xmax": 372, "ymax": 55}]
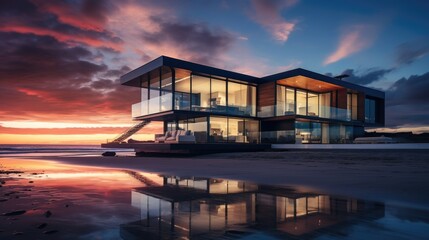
[
  {"xmin": 342, "ymin": 68, "xmax": 393, "ymax": 85},
  {"xmin": 0, "ymin": 0, "xmax": 122, "ymax": 51},
  {"xmin": 143, "ymin": 18, "xmax": 234, "ymax": 65},
  {"xmin": 324, "ymin": 69, "xmax": 429, "ymax": 128},
  {"xmin": 0, "ymin": 32, "xmax": 138, "ymax": 123},
  {"xmin": 395, "ymin": 41, "xmax": 429, "ymax": 66},
  {"xmin": 384, "ymin": 72, "xmax": 429, "ymax": 127},
  {"xmin": 102, "ymin": 66, "xmax": 131, "ymax": 78},
  {"xmin": 387, "ymin": 72, "xmax": 429, "ymax": 106},
  {"xmin": 0, "ymin": 32, "xmax": 104, "ymax": 85},
  {"xmin": 326, "ymin": 68, "xmax": 393, "ymax": 86}
]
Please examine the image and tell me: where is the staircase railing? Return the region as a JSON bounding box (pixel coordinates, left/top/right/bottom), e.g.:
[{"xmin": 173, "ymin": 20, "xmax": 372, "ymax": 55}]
[{"xmin": 110, "ymin": 120, "xmax": 150, "ymax": 143}]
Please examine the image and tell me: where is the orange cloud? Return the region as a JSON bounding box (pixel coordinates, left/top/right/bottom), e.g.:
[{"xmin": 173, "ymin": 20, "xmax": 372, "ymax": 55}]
[
  {"xmin": 324, "ymin": 25, "xmax": 375, "ymax": 65},
  {"xmin": 0, "ymin": 25, "xmax": 122, "ymax": 51},
  {"xmin": 250, "ymin": 0, "xmax": 297, "ymax": 42}
]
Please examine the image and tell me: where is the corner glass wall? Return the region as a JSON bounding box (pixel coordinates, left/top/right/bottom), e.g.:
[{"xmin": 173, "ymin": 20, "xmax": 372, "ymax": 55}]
[{"xmin": 132, "ymin": 67, "xmax": 174, "ymax": 118}]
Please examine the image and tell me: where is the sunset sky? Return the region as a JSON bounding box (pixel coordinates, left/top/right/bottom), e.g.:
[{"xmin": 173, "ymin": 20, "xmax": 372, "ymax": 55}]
[{"xmin": 1, "ymin": 0, "xmax": 429, "ymax": 144}]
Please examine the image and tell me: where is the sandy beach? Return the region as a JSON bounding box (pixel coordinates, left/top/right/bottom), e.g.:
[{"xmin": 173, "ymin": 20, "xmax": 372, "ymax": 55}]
[
  {"xmin": 1, "ymin": 148, "xmax": 429, "ymax": 239},
  {"xmin": 35, "ymin": 149, "xmax": 429, "ymax": 210}
]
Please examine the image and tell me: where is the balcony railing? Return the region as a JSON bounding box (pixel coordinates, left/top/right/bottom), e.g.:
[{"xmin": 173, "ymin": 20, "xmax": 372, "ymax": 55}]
[
  {"xmin": 258, "ymin": 105, "xmax": 355, "ymax": 122},
  {"xmin": 132, "ymin": 93, "xmax": 172, "ymax": 118}
]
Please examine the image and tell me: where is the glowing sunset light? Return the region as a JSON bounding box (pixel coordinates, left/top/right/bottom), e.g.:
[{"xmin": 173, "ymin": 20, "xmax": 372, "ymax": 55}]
[{"xmin": 0, "ymin": 0, "xmax": 428, "ymax": 144}]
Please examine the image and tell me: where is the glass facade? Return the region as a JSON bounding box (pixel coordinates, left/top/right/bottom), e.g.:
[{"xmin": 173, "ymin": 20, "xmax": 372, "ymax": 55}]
[
  {"xmin": 129, "ymin": 65, "xmax": 381, "ymax": 144},
  {"xmin": 132, "ymin": 67, "xmax": 174, "ymax": 118},
  {"xmin": 132, "ymin": 68, "xmax": 256, "ymax": 118}
]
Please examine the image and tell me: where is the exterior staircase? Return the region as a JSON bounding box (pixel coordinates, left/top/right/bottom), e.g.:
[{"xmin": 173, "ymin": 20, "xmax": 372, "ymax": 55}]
[{"xmin": 110, "ymin": 120, "xmax": 150, "ymax": 143}]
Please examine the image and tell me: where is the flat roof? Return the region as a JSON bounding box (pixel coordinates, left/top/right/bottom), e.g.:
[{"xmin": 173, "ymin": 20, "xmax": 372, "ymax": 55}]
[
  {"xmin": 120, "ymin": 56, "xmax": 384, "ymax": 98},
  {"xmin": 120, "ymin": 55, "xmax": 259, "ymax": 86}
]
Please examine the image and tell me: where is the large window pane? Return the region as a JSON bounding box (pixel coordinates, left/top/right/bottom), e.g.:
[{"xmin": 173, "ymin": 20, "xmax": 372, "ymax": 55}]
[
  {"xmin": 174, "ymin": 68, "xmax": 191, "ymax": 110},
  {"xmin": 229, "ymin": 81, "xmax": 256, "ymax": 116},
  {"xmin": 246, "ymin": 119, "xmax": 260, "ymax": 144},
  {"xmin": 140, "ymin": 75, "xmax": 149, "ymax": 116},
  {"xmin": 188, "ymin": 117, "xmax": 207, "ymax": 143},
  {"xmin": 310, "ymin": 122, "xmax": 321, "ymax": 143},
  {"xmin": 149, "ymin": 69, "xmax": 160, "ymax": 114},
  {"xmin": 210, "ymin": 78, "xmax": 226, "ymax": 113},
  {"xmin": 160, "ymin": 66, "xmax": 172, "ymax": 111},
  {"xmin": 296, "ymin": 90, "xmax": 307, "ymax": 115},
  {"xmin": 319, "ymin": 92, "xmax": 330, "ymax": 118},
  {"xmin": 227, "ymin": 118, "xmax": 241, "ymax": 143},
  {"xmin": 295, "ymin": 121, "xmax": 310, "ymax": 144},
  {"xmin": 191, "ymin": 75, "xmax": 210, "ymax": 111},
  {"xmin": 307, "ymin": 92, "xmax": 319, "ymax": 116},
  {"xmin": 276, "ymin": 86, "xmax": 295, "ymax": 116},
  {"xmin": 286, "ymin": 88, "xmax": 295, "ymax": 114},
  {"xmin": 209, "ymin": 117, "xmax": 227, "ymax": 143},
  {"xmin": 276, "ymin": 85, "xmax": 285, "ymax": 116}
]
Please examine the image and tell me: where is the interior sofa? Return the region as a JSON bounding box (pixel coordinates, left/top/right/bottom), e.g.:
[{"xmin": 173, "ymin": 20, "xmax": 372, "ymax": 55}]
[{"xmin": 155, "ymin": 130, "xmax": 196, "ymax": 143}]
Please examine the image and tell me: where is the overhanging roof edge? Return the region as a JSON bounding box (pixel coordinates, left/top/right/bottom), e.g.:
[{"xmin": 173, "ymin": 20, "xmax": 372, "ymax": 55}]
[
  {"xmin": 262, "ymin": 68, "xmax": 385, "ymax": 98},
  {"xmin": 120, "ymin": 56, "xmax": 165, "ymax": 86},
  {"xmin": 120, "ymin": 56, "xmax": 260, "ymax": 86}
]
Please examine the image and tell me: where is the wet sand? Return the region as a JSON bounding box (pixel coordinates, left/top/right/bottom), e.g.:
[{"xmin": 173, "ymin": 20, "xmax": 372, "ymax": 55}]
[{"xmin": 36, "ymin": 149, "xmax": 429, "ymax": 210}]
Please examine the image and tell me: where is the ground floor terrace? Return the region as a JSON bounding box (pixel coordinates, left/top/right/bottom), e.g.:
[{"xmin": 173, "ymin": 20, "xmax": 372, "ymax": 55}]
[{"xmin": 142, "ymin": 112, "xmax": 365, "ymax": 145}]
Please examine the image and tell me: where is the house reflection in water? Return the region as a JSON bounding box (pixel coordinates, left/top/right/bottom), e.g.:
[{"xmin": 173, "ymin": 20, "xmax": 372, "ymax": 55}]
[{"xmin": 121, "ymin": 176, "xmax": 384, "ymax": 239}]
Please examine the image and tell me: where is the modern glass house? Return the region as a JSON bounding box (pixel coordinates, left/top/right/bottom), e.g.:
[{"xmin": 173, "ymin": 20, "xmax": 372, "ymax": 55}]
[{"xmin": 119, "ymin": 56, "xmax": 384, "ymax": 144}]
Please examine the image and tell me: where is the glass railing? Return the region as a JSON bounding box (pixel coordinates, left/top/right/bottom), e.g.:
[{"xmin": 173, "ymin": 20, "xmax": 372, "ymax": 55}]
[
  {"xmin": 260, "ymin": 105, "xmax": 354, "ymax": 121},
  {"xmin": 132, "ymin": 93, "xmax": 173, "ymax": 118},
  {"xmin": 257, "ymin": 106, "xmax": 275, "ymax": 117}
]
